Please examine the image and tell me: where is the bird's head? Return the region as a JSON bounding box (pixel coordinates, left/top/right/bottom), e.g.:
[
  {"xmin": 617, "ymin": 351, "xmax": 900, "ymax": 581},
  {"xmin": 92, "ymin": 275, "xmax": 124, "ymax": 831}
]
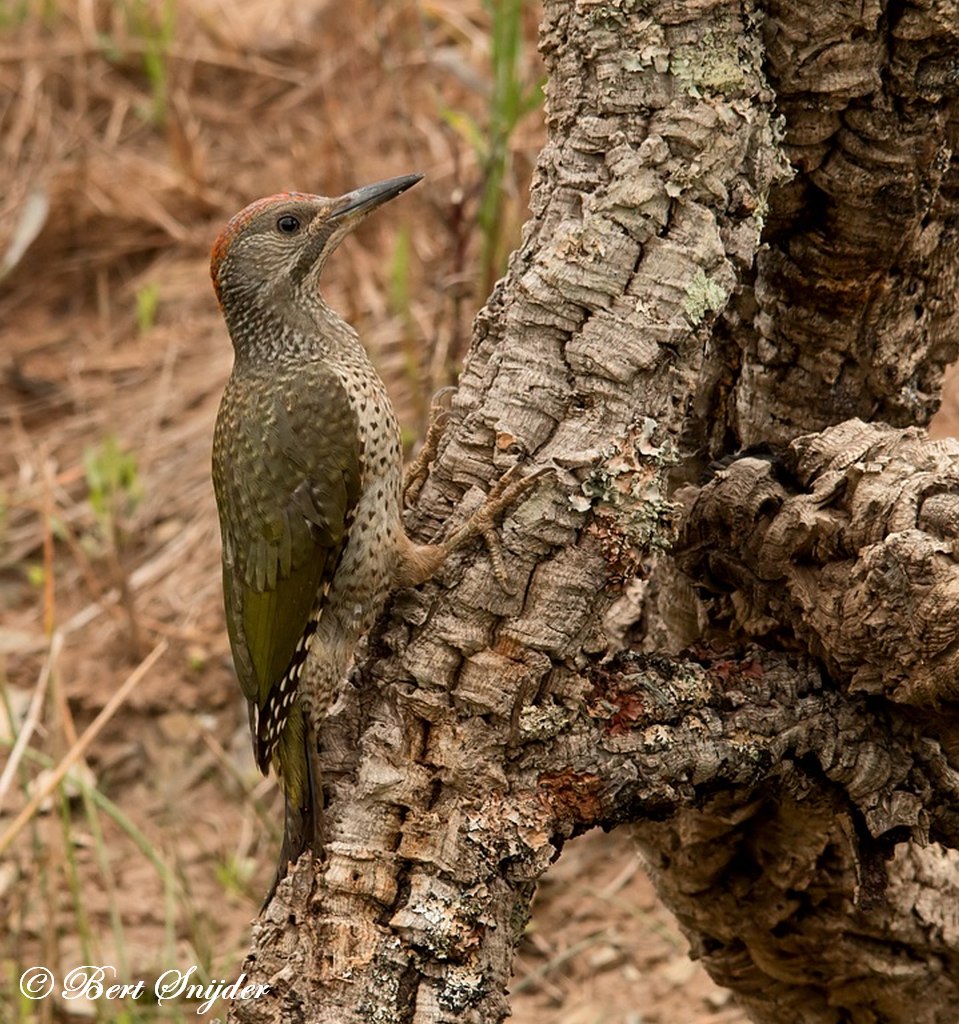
[{"xmin": 210, "ymin": 174, "xmax": 422, "ymax": 322}]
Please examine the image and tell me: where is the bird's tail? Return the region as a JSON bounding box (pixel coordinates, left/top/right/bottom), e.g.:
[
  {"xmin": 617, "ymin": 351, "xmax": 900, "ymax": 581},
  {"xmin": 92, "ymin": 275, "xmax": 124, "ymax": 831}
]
[{"xmin": 264, "ymin": 704, "xmax": 320, "ymax": 904}]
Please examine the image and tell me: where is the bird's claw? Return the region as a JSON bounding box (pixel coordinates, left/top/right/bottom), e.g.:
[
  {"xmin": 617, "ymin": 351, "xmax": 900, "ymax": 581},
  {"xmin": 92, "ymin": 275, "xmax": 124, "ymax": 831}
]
[
  {"xmin": 403, "ymin": 386, "xmax": 457, "ymax": 507},
  {"xmin": 445, "ymin": 464, "xmax": 552, "ymax": 590}
]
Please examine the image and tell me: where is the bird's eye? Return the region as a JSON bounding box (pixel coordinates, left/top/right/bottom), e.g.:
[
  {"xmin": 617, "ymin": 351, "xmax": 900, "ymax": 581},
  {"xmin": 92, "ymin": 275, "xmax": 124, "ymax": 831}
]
[{"xmin": 276, "ymin": 214, "xmax": 301, "ymax": 234}]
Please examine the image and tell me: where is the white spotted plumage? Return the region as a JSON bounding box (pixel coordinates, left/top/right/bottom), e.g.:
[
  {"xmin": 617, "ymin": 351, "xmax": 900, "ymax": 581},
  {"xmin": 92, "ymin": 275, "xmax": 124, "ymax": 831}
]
[{"xmin": 256, "ymin": 609, "xmax": 322, "ymax": 755}]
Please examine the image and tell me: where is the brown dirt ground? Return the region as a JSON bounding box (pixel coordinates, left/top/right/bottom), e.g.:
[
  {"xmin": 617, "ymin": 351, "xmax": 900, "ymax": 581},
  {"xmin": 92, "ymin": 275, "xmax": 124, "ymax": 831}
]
[{"xmin": 2, "ymin": 4, "xmax": 955, "ymax": 1023}]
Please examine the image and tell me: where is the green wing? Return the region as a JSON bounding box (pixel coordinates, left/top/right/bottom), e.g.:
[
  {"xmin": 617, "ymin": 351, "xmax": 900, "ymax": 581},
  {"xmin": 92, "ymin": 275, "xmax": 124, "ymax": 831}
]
[{"xmin": 213, "ymin": 367, "xmax": 361, "ymax": 711}]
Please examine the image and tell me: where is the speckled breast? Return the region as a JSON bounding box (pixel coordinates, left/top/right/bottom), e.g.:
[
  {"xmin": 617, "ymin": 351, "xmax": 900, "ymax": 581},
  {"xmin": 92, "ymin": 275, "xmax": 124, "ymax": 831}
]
[{"xmin": 327, "ymin": 361, "xmax": 404, "ymax": 633}]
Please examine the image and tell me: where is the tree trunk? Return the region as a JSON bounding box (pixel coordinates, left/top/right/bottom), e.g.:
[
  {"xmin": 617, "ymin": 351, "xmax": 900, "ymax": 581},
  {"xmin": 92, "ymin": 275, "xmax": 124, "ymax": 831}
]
[{"xmin": 229, "ymin": 1, "xmax": 959, "ymax": 1022}]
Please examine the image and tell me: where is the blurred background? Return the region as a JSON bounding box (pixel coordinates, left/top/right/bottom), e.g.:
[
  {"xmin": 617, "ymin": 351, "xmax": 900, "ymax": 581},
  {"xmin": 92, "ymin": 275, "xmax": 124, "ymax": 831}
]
[{"xmin": 9, "ymin": 1, "xmax": 945, "ymax": 1021}]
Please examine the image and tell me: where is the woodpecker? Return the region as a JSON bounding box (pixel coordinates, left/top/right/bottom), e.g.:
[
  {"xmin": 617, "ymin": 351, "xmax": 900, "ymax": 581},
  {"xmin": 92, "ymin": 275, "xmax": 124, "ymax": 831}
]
[{"xmin": 210, "ymin": 175, "xmax": 537, "ymax": 891}]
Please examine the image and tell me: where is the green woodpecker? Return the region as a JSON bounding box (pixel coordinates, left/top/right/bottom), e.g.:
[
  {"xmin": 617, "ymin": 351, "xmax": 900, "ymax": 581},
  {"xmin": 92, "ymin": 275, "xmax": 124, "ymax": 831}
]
[{"xmin": 210, "ymin": 175, "xmax": 535, "ymax": 891}]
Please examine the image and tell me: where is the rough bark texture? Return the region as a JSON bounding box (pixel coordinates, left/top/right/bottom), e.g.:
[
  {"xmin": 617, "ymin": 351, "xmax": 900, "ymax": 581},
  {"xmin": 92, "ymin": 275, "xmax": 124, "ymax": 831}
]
[
  {"xmin": 712, "ymin": 0, "xmax": 959, "ymax": 450},
  {"xmin": 670, "ymin": 421, "xmax": 959, "ymax": 1021},
  {"xmin": 228, "ymin": 1, "xmax": 959, "ymax": 1023},
  {"xmin": 680, "ymin": 421, "xmax": 959, "ymax": 715}
]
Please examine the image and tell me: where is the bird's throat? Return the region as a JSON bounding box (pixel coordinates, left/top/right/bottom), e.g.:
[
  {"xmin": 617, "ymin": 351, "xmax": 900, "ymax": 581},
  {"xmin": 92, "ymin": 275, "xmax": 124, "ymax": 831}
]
[{"xmin": 224, "ymin": 289, "xmax": 365, "ymax": 367}]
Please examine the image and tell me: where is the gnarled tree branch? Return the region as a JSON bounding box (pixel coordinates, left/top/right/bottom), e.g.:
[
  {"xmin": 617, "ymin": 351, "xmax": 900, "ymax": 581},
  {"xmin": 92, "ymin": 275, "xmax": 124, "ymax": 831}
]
[{"xmin": 680, "ymin": 421, "xmax": 959, "ymax": 704}]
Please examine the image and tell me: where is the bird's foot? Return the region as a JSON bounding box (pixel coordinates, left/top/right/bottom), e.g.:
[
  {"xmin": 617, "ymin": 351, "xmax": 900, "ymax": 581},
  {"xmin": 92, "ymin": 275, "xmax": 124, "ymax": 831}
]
[
  {"xmin": 403, "ymin": 386, "xmax": 456, "ymax": 508},
  {"xmin": 442, "ymin": 464, "xmax": 551, "ymax": 589}
]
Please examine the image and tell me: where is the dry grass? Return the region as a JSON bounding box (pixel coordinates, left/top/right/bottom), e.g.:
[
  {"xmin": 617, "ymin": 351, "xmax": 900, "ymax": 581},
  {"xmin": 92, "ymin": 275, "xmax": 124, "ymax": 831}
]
[
  {"xmin": 1, "ymin": 2, "xmax": 544, "ymax": 1018},
  {"xmin": 1, "ymin": 0, "xmax": 546, "ymax": 704},
  {"xmin": 1, "ymin": 3, "xmax": 747, "ymax": 1022}
]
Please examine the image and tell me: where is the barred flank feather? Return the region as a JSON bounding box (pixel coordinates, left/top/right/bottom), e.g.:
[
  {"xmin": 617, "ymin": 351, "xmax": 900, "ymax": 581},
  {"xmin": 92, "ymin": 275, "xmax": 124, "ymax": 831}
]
[{"xmin": 255, "ymin": 615, "xmax": 318, "ymax": 772}]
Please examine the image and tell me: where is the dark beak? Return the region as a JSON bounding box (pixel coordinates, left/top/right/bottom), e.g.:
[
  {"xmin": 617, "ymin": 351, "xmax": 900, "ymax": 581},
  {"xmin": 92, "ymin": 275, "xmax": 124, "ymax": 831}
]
[{"xmin": 330, "ymin": 173, "xmax": 423, "ymax": 222}]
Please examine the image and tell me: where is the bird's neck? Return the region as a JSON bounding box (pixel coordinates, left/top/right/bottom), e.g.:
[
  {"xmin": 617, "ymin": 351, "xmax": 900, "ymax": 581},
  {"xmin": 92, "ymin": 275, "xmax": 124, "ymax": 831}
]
[{"xmin": 224, "ymin": 290, "xmax": 368, "ymax": 367}]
